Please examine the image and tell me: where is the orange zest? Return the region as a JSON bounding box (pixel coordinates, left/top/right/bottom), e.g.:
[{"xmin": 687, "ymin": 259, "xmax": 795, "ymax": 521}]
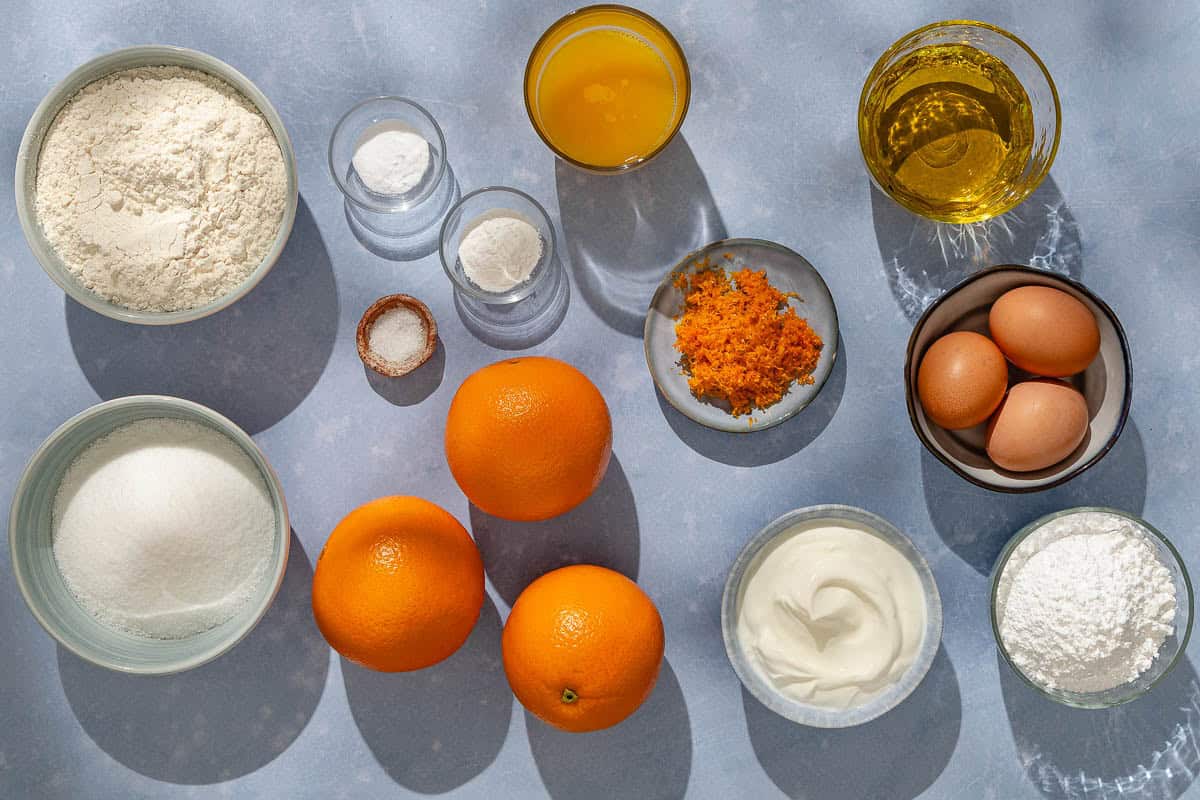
[{"xmin": 673, "ymin": 261, "xmax": 823, "ymax": 416}]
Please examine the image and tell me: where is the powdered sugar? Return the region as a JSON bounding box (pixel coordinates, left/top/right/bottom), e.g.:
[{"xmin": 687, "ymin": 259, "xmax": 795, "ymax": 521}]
[
  {"xmin": 996, "ymin": 511, "xmax": 1177, "ymax": 693},
  {"xmin": 34, "ymin": 66, "xmax": 287, "ymax": 312}
]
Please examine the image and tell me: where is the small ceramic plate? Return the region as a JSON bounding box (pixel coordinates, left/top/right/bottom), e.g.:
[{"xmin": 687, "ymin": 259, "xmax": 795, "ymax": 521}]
[
  {"xmin": 643, "ymin": 238, "xmax": 839, "ymax": 432},
  {"xmin": 904, "ymin": 265, "xmax": 1131, "ymax": 492}
]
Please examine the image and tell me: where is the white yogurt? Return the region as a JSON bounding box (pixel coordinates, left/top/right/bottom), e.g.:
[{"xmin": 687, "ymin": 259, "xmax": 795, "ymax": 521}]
[{"xmin": 736, "ymin": 523, "xmax": 927, "ymax": 709}]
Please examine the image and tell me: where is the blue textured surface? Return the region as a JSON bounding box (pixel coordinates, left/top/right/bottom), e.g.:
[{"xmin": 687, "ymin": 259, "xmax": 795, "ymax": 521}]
[{"xmin": 3, "ymin": 1, "xmax": 1199, "ymax": 798}]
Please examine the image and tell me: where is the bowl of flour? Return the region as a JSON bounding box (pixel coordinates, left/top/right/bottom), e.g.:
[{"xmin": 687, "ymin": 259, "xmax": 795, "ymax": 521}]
[
  {"xmin": 991, "ymin": 508, "xmax": 1193, "ymax": 707},
  {"xmin": 15, "ymin": 46, "xmax": 298, "ymax": 325},
  {"xmin": 9, "ymin": 396, "xmax": 291, "ymax": 674}
]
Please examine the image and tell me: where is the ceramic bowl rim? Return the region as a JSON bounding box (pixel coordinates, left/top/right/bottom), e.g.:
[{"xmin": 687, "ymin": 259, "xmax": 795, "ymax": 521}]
[
  {"xmin": 903, "ymin": 264, "xmax": 1133, "ymax": 493},
  {"xmin": 8, "ymin": 395, "xmax": 291, "ymax": 675},
  {"xmin": 988, "ymin": 506, "xmax": 1194, "ymax": 707},
  {"xmin": 721, "ymin": 504, "xmax": 944, "ymax": 727},
  {"xmin": 14, "ymin": 45, "xmax": 299, "ymax": 326},
  {"xmin": 643, "ymin": 237, "xmax": 840, "ymax": 434}
]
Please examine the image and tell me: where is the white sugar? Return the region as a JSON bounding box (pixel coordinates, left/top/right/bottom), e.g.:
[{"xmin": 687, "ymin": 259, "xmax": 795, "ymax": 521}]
[
  {"xmin": 369, "ymin": 305, "xmax": 427, "ymax": 367},
  {"xmin": 52, "ymin": 417, "xmax": 276, "ymax": 639}
]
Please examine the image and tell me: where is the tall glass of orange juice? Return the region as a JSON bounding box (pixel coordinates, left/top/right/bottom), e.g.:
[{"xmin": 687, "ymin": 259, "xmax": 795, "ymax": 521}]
[{"xmin": 525, "ymin": 5, "xmax": 690, "ymax": 173}]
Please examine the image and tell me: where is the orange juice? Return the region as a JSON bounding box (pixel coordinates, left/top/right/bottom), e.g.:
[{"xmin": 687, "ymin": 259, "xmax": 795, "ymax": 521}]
[{"xmin": 526, "ymin": 7, "xmax": 689, "ymax": 170}]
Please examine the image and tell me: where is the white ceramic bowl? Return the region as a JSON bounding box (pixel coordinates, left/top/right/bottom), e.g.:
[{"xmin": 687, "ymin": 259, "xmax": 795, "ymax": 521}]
[
  {"xmin": 14, "ymin": 45, "xmax": 299, "ymax": 325},
  {"xmin": 9, "ymin": 396, "xmax": 291, "ymax": 674},
  {"xmin": 905, "ymin": 265, "xmax": 1131, "ymax": 492},
  {"xmin": 722, "ymin": 505, "xmax": 943, "ymax": 727}
]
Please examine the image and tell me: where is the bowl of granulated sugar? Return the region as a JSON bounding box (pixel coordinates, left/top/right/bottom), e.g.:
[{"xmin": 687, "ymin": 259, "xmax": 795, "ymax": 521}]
[
  {"xmin": 356, "ymin": 294, "xmax": 439, "ymax": 377},
  {"xmin": 15, "ymin": 46, "xmax": 298, "ymax": 325},
  {"xmin": 9, "ymin": 396, "xmax": 290, "ymax": 674}
]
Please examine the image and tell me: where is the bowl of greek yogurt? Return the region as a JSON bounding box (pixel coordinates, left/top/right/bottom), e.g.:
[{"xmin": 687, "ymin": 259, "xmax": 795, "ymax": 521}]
[
  {"xmin": 991, "ymin": 507, "xmax": 1193, "ymax": 708},
  {"xmin": 721, "ymin": 504, "xmax": 943, "ymax": 727}
]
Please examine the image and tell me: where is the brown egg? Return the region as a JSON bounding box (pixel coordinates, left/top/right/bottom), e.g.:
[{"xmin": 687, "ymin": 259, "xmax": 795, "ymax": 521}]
[
  {"xmin": 986, "ymin": 379, "xmax": 1089, "ymax": 472},
  {"xmin": 989, "ymin": 286, "xmax": 1100, "ymax": 377},
  {"xmin": 917, "ymin": 331, "xmax": 1009, "ymax": 430}
]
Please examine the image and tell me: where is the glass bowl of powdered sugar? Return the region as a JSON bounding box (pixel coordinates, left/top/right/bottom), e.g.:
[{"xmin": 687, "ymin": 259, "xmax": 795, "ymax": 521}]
[
  {"xmin": 991, "ymin": 507, "xmax": 1193, "ymax": 708},
  {"xmin": 9, "ymin": 395, "xmax": 290, "ymax": 674}
]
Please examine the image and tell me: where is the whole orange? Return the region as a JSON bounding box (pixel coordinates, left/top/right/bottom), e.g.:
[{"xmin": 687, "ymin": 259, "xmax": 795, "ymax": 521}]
[
  {"xmin": 311, "ymin": 496, "xmax": 484, "ymax": 672},
  {"xmin": 445, "ymin": 356, "xmax": 612, "ymax": 521},
  {"xmin": 502, "ymin": 565, "xmax": 664, "ymax": 733}
]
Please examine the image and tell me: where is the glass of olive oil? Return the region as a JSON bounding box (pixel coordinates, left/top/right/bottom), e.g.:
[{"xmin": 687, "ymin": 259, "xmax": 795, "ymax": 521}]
[
  {"xmin": 525, "ymin": 5, "xmax": 690, "ymax": 173},
  {"xmin": 859, "ymin": 21, "xmax": 1060, "ymax": 223}
]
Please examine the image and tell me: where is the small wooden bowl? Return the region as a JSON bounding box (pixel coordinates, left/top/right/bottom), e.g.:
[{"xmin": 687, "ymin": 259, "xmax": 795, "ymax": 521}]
[{"xmin": 356, "ymin": 294, "xmax": 438, "ymax": 377}]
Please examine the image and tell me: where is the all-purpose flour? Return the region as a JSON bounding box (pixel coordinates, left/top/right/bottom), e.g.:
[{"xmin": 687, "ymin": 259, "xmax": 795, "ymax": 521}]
[
  {"xmin": 996, "ymin": 511, "xmax": 1177, "ymax": 693},
  {"xmin": 52, "ymin": 418, "xmax": 276, "ymax": 639},
  {"xmin": 34, "ymin": 66, "xmax": 287, "ymax": 312}
]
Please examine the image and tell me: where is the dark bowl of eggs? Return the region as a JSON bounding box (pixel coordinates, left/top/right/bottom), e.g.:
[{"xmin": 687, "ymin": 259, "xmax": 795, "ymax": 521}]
[{"xmin": 904, "ymin": 265, "xmax": 1131, "ymax": 493}]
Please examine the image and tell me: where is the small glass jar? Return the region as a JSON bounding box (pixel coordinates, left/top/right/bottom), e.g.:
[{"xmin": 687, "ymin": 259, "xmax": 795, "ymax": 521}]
[
  {"xmin": 328, "ymin": 96, "xmax": 456, "ymax": 237},
  {"xmin": 440, "ymin": 187, "xmax": 558, "ymax": 299},
  {"xmin": 440, "ymin": 187, "xmax": 566, "ymax": 334}
]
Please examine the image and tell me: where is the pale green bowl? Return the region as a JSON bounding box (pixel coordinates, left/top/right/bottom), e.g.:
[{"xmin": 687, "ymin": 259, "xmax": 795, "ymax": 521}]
[
  {"xmin": 14, "ymin": 45, "xmax": 299, "ymax": 325},
  {"xmin": 9, "ymin": 396, "xmax": 291, "ymax": 674}
]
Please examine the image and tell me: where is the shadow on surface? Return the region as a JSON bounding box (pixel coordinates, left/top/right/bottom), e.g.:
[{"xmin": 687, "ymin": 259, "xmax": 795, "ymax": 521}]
[
  {"xmin": 454, "ymin": 255, "xmax": 571, "ymax": 351},
  {"xmin": 57, "ymin": 533, "xmax": 327, "ymax": 784},
  {"xmin": 342, "ymin": 595, "xmax": 510, "ymax": 794},
  {"xmin": 66, "ymin": 197, "xmax": 338, "ymax": 435},
  {"xmin": 872, "ymin": 176, "xmax": 1082, "ymax": 322},
  {"xmin": 363, "ymin": 341, "xmax": 445, "ymax": 406},
  {"xmin": 344, "ymin": 165, "xmax": 460, "ymax": 261},
  {"xmin": 1001, "ymin": 652, "xmax": 1200, "ymax": 799},
  {"xmin": 656, "ymin": 345, "xmax": 846, "ymax": 467},
  {"xmin": 922, "ymin": 418, "xmax": 1147, "ymax": 575},
  {"xmin": 527, "ymin": 659, "xmax": 691, "ymax": 800},
  {"xmin": 470, "ymin": 456, "xmax": 638, "ymax": 606},
  {"xmin": 555, "ymin": 135, "xmax": 726, "ymax": 337},
  {"xmin": 743, "ymin": 646, "xmax": 961, "ymax": 800}
]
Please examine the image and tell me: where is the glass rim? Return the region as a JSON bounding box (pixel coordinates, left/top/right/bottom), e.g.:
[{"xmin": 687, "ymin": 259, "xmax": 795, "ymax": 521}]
[
  {"xmin": 523, "ymin": 3, "xmax": 691, "ymax": 174},
  {"xmin": 327, "ymin": 95, "xmax": 449, "ymax": 212},
  {"xmin": 988, "ymin": 506, "xmax": 1195, "ymax": 708},
  {"xmin": 438, "ymin": 185, "xmax": 559, "ymax": 304},
  {"xmin": 857, "ymin": 19, "xmax": 1062, "ymax": 223}
]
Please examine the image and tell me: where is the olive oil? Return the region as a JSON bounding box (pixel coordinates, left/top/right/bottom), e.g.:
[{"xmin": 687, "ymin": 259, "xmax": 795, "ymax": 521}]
[{"xmin": 860, "ymin": 43, "xmax": 1034, "ymax": 222}]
